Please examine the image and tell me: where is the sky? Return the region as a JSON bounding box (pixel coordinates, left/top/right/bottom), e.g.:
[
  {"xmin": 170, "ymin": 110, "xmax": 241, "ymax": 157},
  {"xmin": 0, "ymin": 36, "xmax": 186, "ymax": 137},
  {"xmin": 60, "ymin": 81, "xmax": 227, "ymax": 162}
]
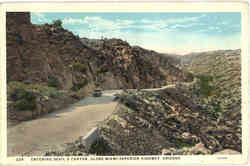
[{"xmin": 31, "ymin": 12, "xmax": 241, "ymax": 55}]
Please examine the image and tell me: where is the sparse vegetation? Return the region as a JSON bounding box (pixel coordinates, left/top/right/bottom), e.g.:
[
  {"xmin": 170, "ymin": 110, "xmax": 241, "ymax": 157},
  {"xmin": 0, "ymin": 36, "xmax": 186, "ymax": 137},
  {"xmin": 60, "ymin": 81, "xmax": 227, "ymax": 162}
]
[
  {"xmin": 97, "ymin": 67, "xmax": 109, "ymax": 73},
  {"xmin": 8, "ymin": 82, "xmax": 37, "ymax": 111},
  {"xmin": 72, "ymin": 62, "xmax": 88, "ymax": 73},
  {"xmin": 48, "ymin": 76, "xmax": 61, "ymax": 89},
  {"xmin": 52, "ymin": 19, "xmax": 62, "ymax": 27},
  {"xmin": 8, "ymin": 82, "xmax": 62, "ymax": 112},
  {"xmin": 175, "ymin": 140, "xmax": 196, "ymax": 149},
  {"xmin": 28, "ymin": 84, "xmax": 62, "ymax": 98},
  {"xmin": 71, "ymin": 80, "xmax": 89, "ymax": 92},
  {"xmin": 6, "ymin": 12, "xmax": 242, "ymax": 155},
  {"xmin": 88, "ymin": 137, "xmax": 112, "ymax": 155},
  {"xmin": 198, "ymin": 75, "xmax": 215, "ymax": 97},
  {"xmin": 213, "ymin": 102, "xmax": 222, "ymax": 113},
  {"xmin": 15, "ymin": 99, "xmax": 37, "ymax": 111},
  {"xmin": 9, "ymin": 83, "xmax": 35, "ymax": 101},
  {"xmin": 8, "ymin": 82, "xmax": 62, "ymax": 99}
]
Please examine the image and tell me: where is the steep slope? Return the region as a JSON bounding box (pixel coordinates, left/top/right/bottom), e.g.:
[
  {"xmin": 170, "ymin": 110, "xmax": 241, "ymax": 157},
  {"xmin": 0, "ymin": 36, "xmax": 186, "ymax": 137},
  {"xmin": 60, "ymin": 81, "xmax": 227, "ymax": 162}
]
[
  {"xmin": 181, "ymin": 50, "xmax": 241, "ymax": 127},
  {"xmin": 7, "ymin": 12, "xmax": 193, "ymax": 125},
  {"xmin": 47, "ymin": 85, "xmax": 241, "ymax": 156},
  {"xmin": 97, "ymin": 87, "xmax": 241, "ymax": 155},
  {"xmin": 47, "ymin": 49, "xmax": 241, "ymax": 156},
  {"xmin": 7, "ymin": 13, "xmax": 95, "ymax": 91},
  {"xmin": 7, "ymin": 12, "xmax": 97, "ymax": 125},
  {"xmin": 7, "ymin": 13, "xmax": 193, "ymax": 91},
  {"xmin": 81, "ymin": 38, "xmax": 193, "ymax": 89}
]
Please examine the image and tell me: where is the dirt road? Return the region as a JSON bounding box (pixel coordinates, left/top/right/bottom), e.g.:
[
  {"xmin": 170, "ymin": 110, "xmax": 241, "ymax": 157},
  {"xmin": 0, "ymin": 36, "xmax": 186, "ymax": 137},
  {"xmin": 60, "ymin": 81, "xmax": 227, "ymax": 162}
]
[{"xmin": 7, "ymin": 90, "xmax": 122, "ymax": 156}]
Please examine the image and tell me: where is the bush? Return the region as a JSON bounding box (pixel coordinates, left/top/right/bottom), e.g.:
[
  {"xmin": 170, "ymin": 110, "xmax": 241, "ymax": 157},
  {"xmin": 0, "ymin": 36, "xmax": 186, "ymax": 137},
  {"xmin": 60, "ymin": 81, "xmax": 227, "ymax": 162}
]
[
  {"xmin": 72, "ymin": 62, "xmax": 88, "ymax": 73},
  {"xmin": 198, "ymin": 75, "xmax": 215, "ymax": 97},
  {"xmin": 48, "ymin": 76, "xmax": 61, "ymax": 89},
  {"xmin": 97, "ymin": 67, "xmax": 108, "ymax": 73},
  {"xmin": 71, "ymin": 80, "xmax": 89, "ymax": 92},
  {"xmin": 52, "ymin": 19, "xmax": 62, "ymax": 27},
  {"xmin": 10, "ymin": 86, "xmax": 35, "ymax": 101},
  {"xmin": 8, "ymin": 82, "xmax": 62, "ymax": 111},
  {"xmin": 15, "ymin": 99, "xmax": 36, "ymax": 111},
  {"xmin": 213, "ymin": 102, "xmax": 222, "ymax": 113},
  {"xmin": 175, "ymin": 140, "xmax": 196, "ymax": 149},
  {"xmin": 8, "ymin": 82, "xmax": 37, "ymax": 111},
  {"xmin": 88, "ymin": 137, "xmax": 112, "ymax": 155},
  {"xmin": 29, "ymin": 84, "xmax": 62, "ymax": 98}
]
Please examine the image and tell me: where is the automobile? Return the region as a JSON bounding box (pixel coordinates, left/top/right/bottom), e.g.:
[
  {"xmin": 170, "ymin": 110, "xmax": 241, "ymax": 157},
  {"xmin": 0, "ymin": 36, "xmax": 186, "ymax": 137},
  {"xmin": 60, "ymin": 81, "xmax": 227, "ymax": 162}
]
[
  {"xmin": 92, "ymin": 88, "xmax": 102, "ymax": 97},
  {"xmin": 113, "ymin": 93, "xmax": 120, "ymax": 101}
]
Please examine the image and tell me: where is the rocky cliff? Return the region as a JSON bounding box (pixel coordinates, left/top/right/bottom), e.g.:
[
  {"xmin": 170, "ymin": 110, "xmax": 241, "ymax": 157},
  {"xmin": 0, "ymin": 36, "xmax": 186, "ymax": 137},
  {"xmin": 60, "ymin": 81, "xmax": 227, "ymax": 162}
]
[
  {"xmin": 95, "ymin": 49, "xmax": 241, "ymax": 155},
  {"xmin": 181, "ymin": 49, "xmax": 241, "ymax": 130},
  {"xmin": 7, "ymin": 12, "xmax": 192, "ymax": 91},
  {"xmin": 7, "ymin": 12, "xmax": 95, "ymax": 91},
  {"xmin": 7, "ymin": 12, "xmax": 97, "ymax": 125},
  {"xmin": 81, "ymin": 38, "xmax": 193, "ymax": 89},
  {"xmin": 7, "ymin": 12, "xmax": 193, "ymax": 125},
  {"xmin": 46, "ymin": 49, "xmax": 241, "ymax": 156}
]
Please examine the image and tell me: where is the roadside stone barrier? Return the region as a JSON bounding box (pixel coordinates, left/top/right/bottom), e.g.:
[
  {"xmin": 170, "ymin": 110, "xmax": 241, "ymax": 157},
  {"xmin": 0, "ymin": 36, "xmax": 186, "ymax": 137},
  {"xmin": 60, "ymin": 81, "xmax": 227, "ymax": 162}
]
[{"xmin": 79, "ymin": 127, "xmax": 100, "ymax": 151}]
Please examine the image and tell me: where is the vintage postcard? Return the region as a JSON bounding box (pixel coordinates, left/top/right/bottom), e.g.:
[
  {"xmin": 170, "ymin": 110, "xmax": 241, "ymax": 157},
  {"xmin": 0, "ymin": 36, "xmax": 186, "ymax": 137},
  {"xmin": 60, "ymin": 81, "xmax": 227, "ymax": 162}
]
[{"xmin": 0, "ymin": 1, "xmax": 249, "ymax": 165}]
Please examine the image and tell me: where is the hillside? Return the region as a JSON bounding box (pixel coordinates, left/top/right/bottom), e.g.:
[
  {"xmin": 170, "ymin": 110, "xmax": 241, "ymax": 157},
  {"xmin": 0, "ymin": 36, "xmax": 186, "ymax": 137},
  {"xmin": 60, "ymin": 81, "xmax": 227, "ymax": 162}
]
[
  {"xmin": 46, "ymin": 49, "xmax": 241, "ymax": 156},
  {"xmin": 81, "ymin": 38, "xmax": 193, "ymax": 89},
  {"xmin": 7, "ymin": 13, "xmax": 95, "ymax": 91},
  {"xmin": 7, "ymin": 12, "xmax": 241, "ymax": 156},
  {"xmin": 7, "ymin": 12, "xmax": 192, "ymax": 125},
  {"xmin": 181, "ymin": 49, "xmax": 241, "ymax": 127},
  {"xmin": 7, "ymin": 13, "xmax": 97, "ymax": 125}
]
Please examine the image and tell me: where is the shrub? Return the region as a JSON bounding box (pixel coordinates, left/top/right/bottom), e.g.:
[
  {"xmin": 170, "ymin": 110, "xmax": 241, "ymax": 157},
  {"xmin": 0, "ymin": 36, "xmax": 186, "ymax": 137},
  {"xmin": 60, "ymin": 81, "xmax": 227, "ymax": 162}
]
[
  {"xmin": 29, "ymin": 84, "xmax": 62, "ymax": 97},
  {"xmin": 48, "ymin": 76, "xmax": 61, "ymax": 89},
  {"xmin": 71, "ymin": 80, "xmax": 89, "ymax": 92},
  {"xmin": 97, "ymin": 67, "xmax": 108, "ymax": 73},
  {"xmin": 88, "ymin": 137, "xmax": 112, "ymax": 155},
  {"xmin": 8, "ymin": 82, "xmax": 62, "ymax": 111},
  {"xmin": 10, "ymin": 86, "xmax": 35, "ymax": 101},
  {"xmin": 72, "ymin": 62, "xmax": 88, "ymax": 73},
  {"xmin": 52, "ymin": 19, "xmax": 62, "ymax": 27},
  {"xmin": 15, "ymin": 99, "xmax": 36, "ymax": 111},
  {"xmin": 8, "ymin": 82, "xmax": 37, "ymax": 111},
  {"xmin": 213, "ymin": 102, "xmax": 222, "ymax": 113},
  {"xmin": 198, "ymin": 75, "xmax": 215, "ymax": 97},
  {"xmin": 175, "ymin": 140, "xmax": 196, "ymax": 149},
  {"xmin": 8, "ymin": 82, "xmax": 35, "ymax": 100}
]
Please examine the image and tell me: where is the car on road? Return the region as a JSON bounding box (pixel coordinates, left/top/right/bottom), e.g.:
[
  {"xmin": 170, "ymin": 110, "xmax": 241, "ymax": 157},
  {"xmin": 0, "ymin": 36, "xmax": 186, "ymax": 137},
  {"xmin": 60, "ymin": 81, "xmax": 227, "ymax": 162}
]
[{"xmin": 92, "ymin": 88, "xmax": 102, "ymax": 97}]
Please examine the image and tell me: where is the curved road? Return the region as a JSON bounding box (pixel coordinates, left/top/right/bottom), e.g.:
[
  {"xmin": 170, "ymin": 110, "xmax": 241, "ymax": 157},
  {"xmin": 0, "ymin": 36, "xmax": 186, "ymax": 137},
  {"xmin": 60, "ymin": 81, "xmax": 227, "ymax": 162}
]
[
  {"xmin": 8, "ymin": 80, "xmax": 197, "ymax": 156},
  {"xmin": 7, "ymin": 90, "xmax": 122, "ymax": 156}
]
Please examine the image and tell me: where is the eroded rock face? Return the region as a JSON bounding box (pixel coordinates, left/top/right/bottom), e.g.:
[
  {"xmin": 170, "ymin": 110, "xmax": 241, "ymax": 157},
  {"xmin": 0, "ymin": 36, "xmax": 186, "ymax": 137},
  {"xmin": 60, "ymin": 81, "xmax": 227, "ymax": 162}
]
[
  {"xmin": 7, "ymin": 12, "xmax": 193, "ymax": 126},
  {"xmin": 81, "ymin": 38, "xmax": 193, "ymax": 89},
  {"xmin": 7, "ymin": 12, "xmax": 97, "ymax": 125},
  {"xmin": 181, "ymin": 49, "xmax": 242, "ymax": 152},
  {"xmin": 7, "ymin": 12, "xmax": 95, "ymax": 90},
  {"xmin": 7, "ymin": 12, "xmax": 193, "ymax": 91},
  {"xmin": 45, "ymin": 83, "xmax": 241, "ymax": 156},
  {"xmin": 96, "ymin": 86, "xmax": 241, "ymax": 155}
]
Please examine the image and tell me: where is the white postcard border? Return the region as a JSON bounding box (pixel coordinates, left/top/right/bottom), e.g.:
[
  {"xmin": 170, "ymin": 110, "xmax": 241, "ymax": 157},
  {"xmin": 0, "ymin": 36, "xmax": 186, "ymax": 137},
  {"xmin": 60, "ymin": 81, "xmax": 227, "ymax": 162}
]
[{"xmin": 0, "ymin": 1, "xmax": 249, "ymax": 165}]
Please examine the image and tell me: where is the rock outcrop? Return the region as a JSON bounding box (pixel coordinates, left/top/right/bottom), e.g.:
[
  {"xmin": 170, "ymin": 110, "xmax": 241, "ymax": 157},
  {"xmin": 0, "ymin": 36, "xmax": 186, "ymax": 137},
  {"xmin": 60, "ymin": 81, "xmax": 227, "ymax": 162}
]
[
  {"xmin": 45, "ymin": 49, "xmax": 241, "ymax": 156},
  {"xmin": 7, "ymin": 12, "xmax": 193, "ymax": 92},
  {"xmin": 7, "ymin": 12, "xmax": 194, "ymax": 126},
  {"xmin": 7, "ymin": 12, "xmax": 95, "ymax": 91},
  {"xmin": 81, "ymin": 38, "xmax": 193, "ymax": 89},
  {"xmin": 7, "ymin": 13, "xmax": 241, "ymax": 155},
  {"xmin": 7, "ymin": 12, "xmax": 97, "ymax": 125},
  {"xmin": 45, "ymin": 84, "xmax": 241, "ymax": 156},
  {"xmin": 181, "ymin": 49, "xmax": 241, "ymax": 151},
  {"xmin": 96, "ymin": 86, "xmax": 241, "ymax": 155}
]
